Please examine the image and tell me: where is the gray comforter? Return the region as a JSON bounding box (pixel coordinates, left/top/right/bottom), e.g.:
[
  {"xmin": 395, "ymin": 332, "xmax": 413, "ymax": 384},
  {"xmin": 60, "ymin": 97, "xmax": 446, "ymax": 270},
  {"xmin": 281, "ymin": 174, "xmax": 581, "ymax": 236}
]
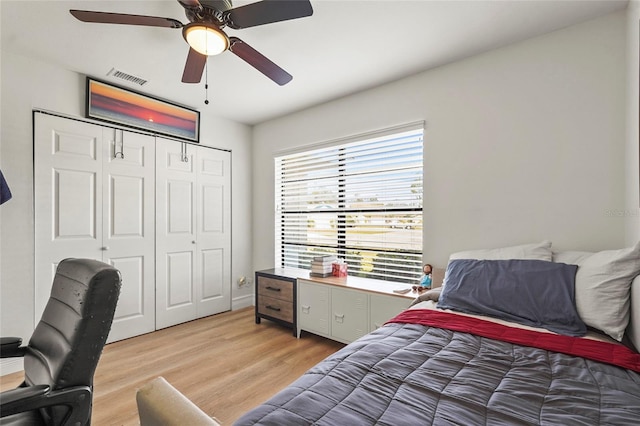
[{"xmin": 235, "ymin": 312, "xmax": 640, "ymax": 425}]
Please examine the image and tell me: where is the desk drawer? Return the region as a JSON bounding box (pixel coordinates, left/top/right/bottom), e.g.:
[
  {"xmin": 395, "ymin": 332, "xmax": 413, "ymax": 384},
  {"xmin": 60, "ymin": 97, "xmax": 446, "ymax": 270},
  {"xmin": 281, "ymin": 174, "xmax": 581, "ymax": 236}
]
[
  {"xmin": 257, "ymin": 277, "xmax": 293, "ymax": 302},
  {"xmin": 258, "ymin": 295, "xmax": 294, "ymax": 323}
]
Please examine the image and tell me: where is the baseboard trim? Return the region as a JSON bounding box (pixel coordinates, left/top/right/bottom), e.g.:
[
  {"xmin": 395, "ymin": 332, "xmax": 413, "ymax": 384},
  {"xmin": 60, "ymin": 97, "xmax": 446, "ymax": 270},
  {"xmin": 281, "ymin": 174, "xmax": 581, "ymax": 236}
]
[{"xmin": 232, "ymin": 293, "xmax": 253, "ymax": 311}]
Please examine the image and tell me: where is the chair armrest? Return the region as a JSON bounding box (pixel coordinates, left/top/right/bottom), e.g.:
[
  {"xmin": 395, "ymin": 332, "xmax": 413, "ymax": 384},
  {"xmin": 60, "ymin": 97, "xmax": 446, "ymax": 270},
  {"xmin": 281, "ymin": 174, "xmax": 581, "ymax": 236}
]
[
  {"xmin": 0, "ymin": 385, "xmax": 92, "ymax": 425},
  {"xmin": 0, "ymin": 337, "xmax": 26, "ymax": 358},
  {"xmin": 0, "ymin": 385, "xmax": 50, "ymax": 415}
]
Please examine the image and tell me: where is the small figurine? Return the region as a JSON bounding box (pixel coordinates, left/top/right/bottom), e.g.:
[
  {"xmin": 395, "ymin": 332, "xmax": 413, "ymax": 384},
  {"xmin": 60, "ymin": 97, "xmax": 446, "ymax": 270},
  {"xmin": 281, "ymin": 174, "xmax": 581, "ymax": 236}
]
[{"xmin": 412, "ymin": 264, "xmax": 433, "ymax": 292}]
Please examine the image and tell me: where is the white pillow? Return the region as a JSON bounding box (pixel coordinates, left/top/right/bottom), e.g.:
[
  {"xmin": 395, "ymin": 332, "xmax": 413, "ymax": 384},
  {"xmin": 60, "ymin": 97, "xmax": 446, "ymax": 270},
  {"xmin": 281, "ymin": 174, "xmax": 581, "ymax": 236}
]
[
  {"xmin": 449, "ymin": 241, "xmax": 553, "ymax": 262},
  {"xmin": 555, "ymin": 243, "xmax": 640, "ymax": 341},
  {"xmin": 443, "ymin": 241, "xmax": 553, "ymax": 289},
  {"xmin": 552, "ymin": 250, "xmax": 593, "ymax": 265}
]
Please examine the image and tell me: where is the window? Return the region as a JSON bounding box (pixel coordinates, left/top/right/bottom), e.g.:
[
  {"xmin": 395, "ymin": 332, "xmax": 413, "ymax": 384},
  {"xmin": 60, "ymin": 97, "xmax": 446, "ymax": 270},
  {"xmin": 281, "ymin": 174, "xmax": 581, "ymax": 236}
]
[{"xmin": 275, "ymin": 124, "xmax": 424, "ymax": 282}]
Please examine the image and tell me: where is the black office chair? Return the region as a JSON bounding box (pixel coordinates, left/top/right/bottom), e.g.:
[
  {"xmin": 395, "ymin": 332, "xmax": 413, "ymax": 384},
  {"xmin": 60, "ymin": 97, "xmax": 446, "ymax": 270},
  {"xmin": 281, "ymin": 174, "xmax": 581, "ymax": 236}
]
[{"xmin": 0, "ymin": 258, "xmax": 121, "ymax": 426}]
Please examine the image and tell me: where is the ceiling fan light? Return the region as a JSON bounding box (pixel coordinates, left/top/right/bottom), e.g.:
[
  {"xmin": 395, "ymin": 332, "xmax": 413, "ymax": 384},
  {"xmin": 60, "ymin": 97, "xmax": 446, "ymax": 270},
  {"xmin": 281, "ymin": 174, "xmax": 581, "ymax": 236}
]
[{"xmin": 183, "ymin": 23, "xmax": 229, "ymax": 56}]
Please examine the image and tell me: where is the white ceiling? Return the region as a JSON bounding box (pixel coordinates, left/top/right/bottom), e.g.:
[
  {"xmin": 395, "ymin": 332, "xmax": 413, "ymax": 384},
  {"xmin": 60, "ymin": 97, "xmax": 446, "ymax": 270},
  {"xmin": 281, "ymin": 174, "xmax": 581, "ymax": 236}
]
[{"xmin": 1, "ymin": 0, "xmax": 629, "ymax": 125}]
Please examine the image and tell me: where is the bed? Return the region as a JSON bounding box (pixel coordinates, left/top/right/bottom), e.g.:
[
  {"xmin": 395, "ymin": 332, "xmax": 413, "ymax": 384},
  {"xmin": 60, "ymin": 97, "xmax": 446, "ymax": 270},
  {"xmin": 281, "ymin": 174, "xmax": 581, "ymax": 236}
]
[{"xmin": 235, "ymin": 241, "xmax": 640, "ymax": 425}]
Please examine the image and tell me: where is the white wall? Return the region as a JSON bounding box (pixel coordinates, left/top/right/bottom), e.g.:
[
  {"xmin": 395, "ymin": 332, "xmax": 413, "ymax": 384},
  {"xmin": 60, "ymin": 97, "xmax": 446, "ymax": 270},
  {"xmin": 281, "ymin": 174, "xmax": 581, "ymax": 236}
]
[
  {"xmin": 253, "ymin": 10, "xmax": 628, "ymax": 271},
  {"xmin": 0, "ymin": 49, "xmax": 254, "ymax": 371},
  {"xmin": 625, "ymin": 0, "xmax": 640, "ymax": 359},
  {"xmin": 626, "ymin": 1, "xmax": 640, "ymax": 243}
]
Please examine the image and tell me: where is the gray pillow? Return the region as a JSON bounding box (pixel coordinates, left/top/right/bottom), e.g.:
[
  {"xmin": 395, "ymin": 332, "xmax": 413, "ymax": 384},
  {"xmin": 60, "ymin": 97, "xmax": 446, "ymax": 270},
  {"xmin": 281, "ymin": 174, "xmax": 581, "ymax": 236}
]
[{"xmin": 438, "ymin": 259, "xmax": 586, "ymax": 336}]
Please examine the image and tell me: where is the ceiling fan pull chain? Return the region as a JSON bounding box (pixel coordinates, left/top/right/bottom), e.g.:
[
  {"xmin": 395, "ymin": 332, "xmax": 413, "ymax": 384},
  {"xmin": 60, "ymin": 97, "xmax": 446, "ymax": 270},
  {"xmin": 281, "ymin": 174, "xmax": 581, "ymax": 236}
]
[
  {"xmin": 204, "ymin": 57, "xmax": 210, "ymax": 105},
  {"xmin": 204, "ymin": 27, "xmax": 209, "ymax": 105}
]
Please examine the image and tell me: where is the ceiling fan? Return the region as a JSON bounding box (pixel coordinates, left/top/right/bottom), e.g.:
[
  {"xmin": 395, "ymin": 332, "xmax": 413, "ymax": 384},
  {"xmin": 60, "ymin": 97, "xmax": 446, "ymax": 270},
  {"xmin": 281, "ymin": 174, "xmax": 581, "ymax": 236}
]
[{"xmin": 70, "ymin": 0, "xmax": 313, "ymax": 86}]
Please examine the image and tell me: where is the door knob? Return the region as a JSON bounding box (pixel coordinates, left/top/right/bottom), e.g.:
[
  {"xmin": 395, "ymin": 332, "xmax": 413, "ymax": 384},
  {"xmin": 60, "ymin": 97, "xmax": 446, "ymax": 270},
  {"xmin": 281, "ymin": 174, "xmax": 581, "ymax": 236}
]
[{"xmin": 101, "ymin": 246, "xmax": 110, "ymax": 251}]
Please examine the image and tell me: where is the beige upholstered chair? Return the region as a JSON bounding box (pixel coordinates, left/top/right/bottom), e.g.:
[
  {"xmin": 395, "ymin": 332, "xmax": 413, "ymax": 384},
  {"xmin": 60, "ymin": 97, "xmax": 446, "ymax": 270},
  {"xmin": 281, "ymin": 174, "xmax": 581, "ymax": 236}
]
[{"xmin": 136, "ymin": 377, "xmax": 221, "ymax": 426}]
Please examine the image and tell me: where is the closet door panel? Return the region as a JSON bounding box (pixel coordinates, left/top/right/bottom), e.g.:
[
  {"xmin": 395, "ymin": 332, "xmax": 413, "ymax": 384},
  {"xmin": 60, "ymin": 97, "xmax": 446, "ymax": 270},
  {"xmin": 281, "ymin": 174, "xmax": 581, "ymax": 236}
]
[
  {"xmin": 201, "ymin": 248, "xmax": 224, "ymax": 300},
  {"xmin": 55, "ymin": 169, "xmax": 98, "ymax": 239},
  {"xmin": 34, "ymin": 114, "xmax": 104, "ymax": 323},
  {"xmin": 168, "ymin": 180, "xmax": 194, "ymax": 234},
  {"xmin": 103, "ymin": 129, "xmax": 156, "ymax": 341},
  {"xmin": 166, "ymin": 251, "xmax": 194, "ymax": 307},
  {"xmin": 107, "ymin": 255, "xmax": 145, "ymax": 318},
  {"xmin": 202, "ymin": 185, "xmax": 223, "ymax": 232},
  {"xmin": 109, "ymin": 175, "xmax": 144, "ymax": 235},
  {"xmin": 195, "ymin": 148, "xmax": 231, "ymax": 318},
  {"xmin": 155, "ymin": 138, "xmax": 198, "ymax": 329}
]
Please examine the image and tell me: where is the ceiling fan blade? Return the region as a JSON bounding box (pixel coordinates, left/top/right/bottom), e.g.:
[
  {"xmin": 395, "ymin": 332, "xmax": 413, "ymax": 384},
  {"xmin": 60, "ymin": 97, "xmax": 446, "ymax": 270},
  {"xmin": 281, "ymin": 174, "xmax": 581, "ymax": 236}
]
[
  {"xmin": 182, "ymin": 48, "xmax": 207, "ymax": 83},
  {"xmin": 70, "ymin": 10, "xmax": 183, "ymax": 28},
  {"xmin": 177, "ymin": 0, "xmax": 202, "ymax": 9},
  {"xmin": 229, "ymin": 37, "xmax": 292, "ymax": 86},
  {"xmin": 224, "ymin": 0, "xmax": 313, "ymax": 30},
  {"xmin": 177, "ymin": 0, "xmax": 203, "ymax": 15}
]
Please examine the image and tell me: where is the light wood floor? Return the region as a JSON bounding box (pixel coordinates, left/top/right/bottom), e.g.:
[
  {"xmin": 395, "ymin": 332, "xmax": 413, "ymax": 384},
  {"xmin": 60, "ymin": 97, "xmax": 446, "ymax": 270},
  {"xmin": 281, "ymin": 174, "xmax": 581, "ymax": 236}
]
[{"xmin": 0, "ymin": 307, "xmax": 345, "ymax": 425}]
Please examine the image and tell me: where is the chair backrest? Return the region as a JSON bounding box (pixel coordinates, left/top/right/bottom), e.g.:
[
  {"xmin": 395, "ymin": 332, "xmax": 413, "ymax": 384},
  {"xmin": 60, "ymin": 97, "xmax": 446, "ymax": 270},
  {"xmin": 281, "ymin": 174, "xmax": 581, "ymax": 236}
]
[{"xmin": 23, "ymin": 258, "xmax": 121, "ymax": 424}]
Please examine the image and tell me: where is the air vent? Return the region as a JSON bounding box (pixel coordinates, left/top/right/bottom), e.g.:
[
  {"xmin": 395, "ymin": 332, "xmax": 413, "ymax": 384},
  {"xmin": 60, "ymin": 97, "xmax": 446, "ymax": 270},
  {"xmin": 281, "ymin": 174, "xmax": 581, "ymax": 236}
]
[{"xmin": 106, "ymin": 68, "xmax": 148, "ymax": 86}]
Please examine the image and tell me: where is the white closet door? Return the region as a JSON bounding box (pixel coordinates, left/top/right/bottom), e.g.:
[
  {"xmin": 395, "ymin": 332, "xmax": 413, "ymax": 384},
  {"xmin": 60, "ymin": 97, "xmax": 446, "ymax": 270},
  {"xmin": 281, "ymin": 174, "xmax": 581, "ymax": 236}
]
[
  {"xmin": 155, "ymin": 138, "xmax": 231, "ymax": 329},
  {"xmin": 155, "ymin": 138, "xmax": 198, "ymax": 328},
  {"xmin": 34, "ymin": 114, "xmax": 104, "ymax": 322},
  {"xmin": 195, "ymin": 146, "xmax": 231, "ymax": 318},
  {"xmin": 34, "ymin": 113, "xmax": 156, "ymax": 342},
  {"xmin": 102, "ymin": 129, "xmax": 156, "ymax": 341}
]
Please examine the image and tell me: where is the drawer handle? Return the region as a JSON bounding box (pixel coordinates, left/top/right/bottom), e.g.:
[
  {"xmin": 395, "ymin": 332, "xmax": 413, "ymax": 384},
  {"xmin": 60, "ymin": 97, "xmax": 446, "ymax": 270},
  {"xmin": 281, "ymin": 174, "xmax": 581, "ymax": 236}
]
[
  {"xmin": 301, "ymin": 305, "xmax": 310, "ymax": 314},
  {"xmin": 265, "ymin": 286, "xmax": 281, "ymax": 292},
  {"xmin": 266, "ymin": 305, "xmax": 281, "ymax": 312},
  {"xmin": 334, "ymin": 313, "xmax": 344, "ymax": 323}
]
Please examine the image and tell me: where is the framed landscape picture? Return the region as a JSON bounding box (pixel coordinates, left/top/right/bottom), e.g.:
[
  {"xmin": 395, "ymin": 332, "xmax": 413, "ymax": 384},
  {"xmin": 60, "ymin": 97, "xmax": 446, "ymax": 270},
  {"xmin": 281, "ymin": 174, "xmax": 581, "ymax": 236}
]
[{"xmin": 86, "ymin": 77, "xmax": 200, "ymax": 142}]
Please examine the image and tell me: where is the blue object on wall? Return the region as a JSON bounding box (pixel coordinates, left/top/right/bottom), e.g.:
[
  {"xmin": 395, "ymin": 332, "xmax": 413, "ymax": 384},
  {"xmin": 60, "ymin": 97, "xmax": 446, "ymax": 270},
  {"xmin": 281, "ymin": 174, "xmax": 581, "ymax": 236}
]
[{"xmin": 0, "ymin": 169, "xmax": 12, "ymax": 205}]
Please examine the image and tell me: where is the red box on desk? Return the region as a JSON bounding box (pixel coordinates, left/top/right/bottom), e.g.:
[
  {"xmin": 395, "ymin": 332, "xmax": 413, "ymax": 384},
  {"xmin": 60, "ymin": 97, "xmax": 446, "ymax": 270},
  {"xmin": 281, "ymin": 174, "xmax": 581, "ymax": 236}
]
[{"xmin": 332, "ymin": 262, "xmax": 347, "ymax": 277}]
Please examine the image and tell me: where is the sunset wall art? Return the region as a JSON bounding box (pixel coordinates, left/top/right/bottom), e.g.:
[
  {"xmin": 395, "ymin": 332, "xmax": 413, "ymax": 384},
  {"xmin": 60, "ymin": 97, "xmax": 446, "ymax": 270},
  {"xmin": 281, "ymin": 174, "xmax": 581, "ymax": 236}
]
[{"xmin": 86, "ymin": 78, "xmax": 200, "ymax": 142}]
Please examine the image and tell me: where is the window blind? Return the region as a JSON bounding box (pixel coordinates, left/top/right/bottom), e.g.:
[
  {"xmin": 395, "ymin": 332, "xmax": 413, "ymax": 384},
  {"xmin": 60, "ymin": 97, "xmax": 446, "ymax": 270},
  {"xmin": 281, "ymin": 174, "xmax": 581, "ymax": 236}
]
[{"xmin": 275, "ymin": 126, "xmax": 424, "ymax": 283}]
